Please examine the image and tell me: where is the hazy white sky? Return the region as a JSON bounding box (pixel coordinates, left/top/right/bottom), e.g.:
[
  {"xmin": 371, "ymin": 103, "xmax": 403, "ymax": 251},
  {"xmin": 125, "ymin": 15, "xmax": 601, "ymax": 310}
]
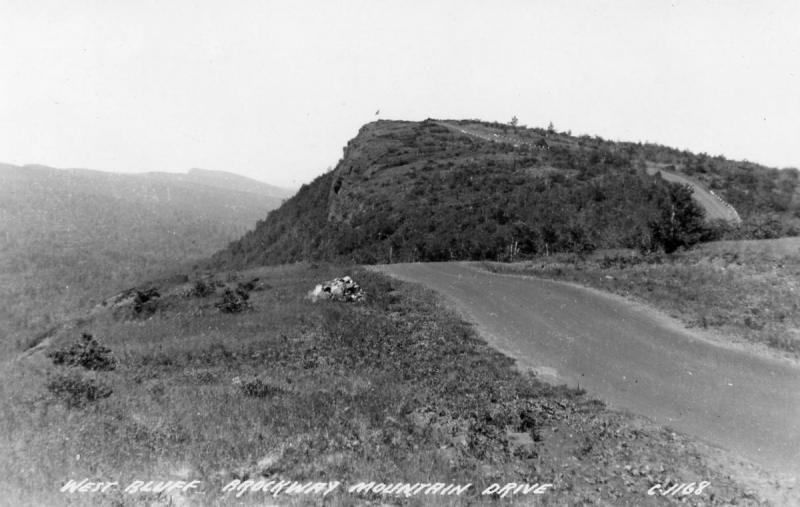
[{"xmin": 1, "ymin": 0, "xmax": 798, "ymax": 188}]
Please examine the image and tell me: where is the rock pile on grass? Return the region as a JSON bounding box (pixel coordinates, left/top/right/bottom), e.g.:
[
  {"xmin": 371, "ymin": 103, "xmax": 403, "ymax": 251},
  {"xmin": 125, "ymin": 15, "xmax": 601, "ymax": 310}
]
[{"xmin": 307, "ymin": 276, "xmax": 364, "ymax": 302}]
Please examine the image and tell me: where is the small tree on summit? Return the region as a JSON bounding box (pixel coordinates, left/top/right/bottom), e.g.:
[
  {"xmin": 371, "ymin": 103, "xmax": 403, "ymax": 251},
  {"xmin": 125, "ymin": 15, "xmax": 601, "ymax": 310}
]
[{"xmin": 510, "ymin": 116, "xmax": 519, "ymax": 127}]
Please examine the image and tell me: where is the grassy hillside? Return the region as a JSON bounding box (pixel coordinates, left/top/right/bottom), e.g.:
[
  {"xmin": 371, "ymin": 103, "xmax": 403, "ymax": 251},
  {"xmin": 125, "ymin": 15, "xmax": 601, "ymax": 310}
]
[
  {"xmin": 482, "ymin": 238, "xmax": 800, "ymax": 353},
  {"xmin": 0, "ymin": 163, "xmax": 290, "ymax": 346},
  {"xmin": 214, "ymin": 119, "xmax": 799, "ymax": 269},
  {"xmin": 0, "ymin": 126, "xmax": 790, "ymax": 505},
  {"xmin": 0, "ymin": 264, "xmax": 774, "ymax": 506}
]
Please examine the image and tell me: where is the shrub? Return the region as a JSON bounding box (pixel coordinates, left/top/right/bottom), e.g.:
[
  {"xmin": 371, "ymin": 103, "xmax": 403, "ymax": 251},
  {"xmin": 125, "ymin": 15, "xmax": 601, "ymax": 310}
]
[
  {"xmin": 47, "ymin": 333, "xmax": 117, "ymax": 371},
  {"xmin": 517, "ymin": 409, "xmax": 542, "ymax": 441},
  {"xmin": 190, "ymin": 280, "xmax": 215, "ymax": 298},
  {"xmin": 237, "ymin": 277, "xmax": 266, "ymax": 292},
  {"xmin": 133, "ymin": 288, "xmax": 160, "ymax": 315},
  {"xmin": 239, "ymin": 378, "xmax": 283, "ymax": 398},
  {"xmin": 46, "ymin": 371, "xmax": 113, "ymax": 408},
  {"xmin": 215, "ymin": 288, "xmax": 251, "ymax": 313}
]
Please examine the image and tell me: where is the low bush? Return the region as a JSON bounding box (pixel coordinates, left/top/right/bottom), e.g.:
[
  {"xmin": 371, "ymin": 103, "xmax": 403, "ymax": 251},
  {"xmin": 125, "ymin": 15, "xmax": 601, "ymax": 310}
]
[
  {"xmin": 46, "ymin": 333, "xmax": 117, "ymax": 371},
  {"xmin": 238, "ymin": 378, "xmax": 283, "ymax": 398},
  {"xmin": 215, "ymin": 287, "xmax": 251, "ymax": 313},
  {"xmin": 46, "ymin": 371, "xmax": 113, "ymax": 408},
  {"xmin": 237, "ymin": 277, "xmax": 268, "ymax": 292},
  {"xmin": 133, "ymin": 288, "xmax": 160, "ymax": 316},
  {"xmin": 189, "ymin": 279, "xmax": 215, "ymax": 298}
]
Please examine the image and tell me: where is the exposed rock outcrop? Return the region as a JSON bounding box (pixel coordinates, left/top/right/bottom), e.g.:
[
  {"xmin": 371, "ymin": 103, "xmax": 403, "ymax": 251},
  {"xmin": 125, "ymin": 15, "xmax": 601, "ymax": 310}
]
[{"xmin": 308, "ymin": 276, "xmax": 364, "ymax": 302}]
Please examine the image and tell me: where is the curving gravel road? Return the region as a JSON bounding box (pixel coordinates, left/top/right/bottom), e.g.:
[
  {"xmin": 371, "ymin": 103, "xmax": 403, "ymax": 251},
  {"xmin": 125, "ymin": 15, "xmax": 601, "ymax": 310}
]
[
  {"xmin": 437, "ymin": 120, "xmax": 742, "ymax": 225},
  {"xmin": 645, "ymin": 166, "xmax": 741, "ymax": 223},
  {"xmin": 373, "ymin": 262, "xmax": 800, "ymax": 475}
]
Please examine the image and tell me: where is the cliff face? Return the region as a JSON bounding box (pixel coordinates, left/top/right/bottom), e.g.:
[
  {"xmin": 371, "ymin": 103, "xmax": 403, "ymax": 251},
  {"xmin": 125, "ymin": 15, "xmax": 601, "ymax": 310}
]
[{"xmin": 326, "ymin": 121, "xmax": 419, "ymax": 223}]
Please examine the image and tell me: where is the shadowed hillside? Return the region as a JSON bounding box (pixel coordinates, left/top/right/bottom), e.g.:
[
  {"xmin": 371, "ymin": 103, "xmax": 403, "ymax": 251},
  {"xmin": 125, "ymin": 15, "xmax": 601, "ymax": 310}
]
[
  {"xmin": 215, "ymin": 119, "xmax": 799, "ymax": 269},
  {"xmin": 0, "ymin": 163, "xmax": 291, "ymax": 343}
]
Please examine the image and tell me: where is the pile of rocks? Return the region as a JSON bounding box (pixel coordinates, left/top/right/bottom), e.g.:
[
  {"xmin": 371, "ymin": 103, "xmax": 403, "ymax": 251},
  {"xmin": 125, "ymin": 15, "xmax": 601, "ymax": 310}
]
[{"xmin": 308, "ymin": 276, "xmax": 364, "ymax": 302}]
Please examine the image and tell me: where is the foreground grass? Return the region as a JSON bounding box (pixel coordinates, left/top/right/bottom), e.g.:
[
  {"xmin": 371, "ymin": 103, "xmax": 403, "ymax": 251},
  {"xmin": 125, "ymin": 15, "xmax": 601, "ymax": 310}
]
[
  {"xmin": 483, "ymin": 238, "xmax": 800, "ymax": 354},
  {"xmin": 0, "ymin": 263, "xmax": 771, "ymax": 505}
]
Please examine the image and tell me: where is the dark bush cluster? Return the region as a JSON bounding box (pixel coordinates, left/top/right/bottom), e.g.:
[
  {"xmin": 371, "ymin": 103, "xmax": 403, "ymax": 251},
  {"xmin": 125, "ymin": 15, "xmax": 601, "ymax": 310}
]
[
  {"xmin": 239, "ymin": 378, "xmax": 283, "ymax": 398},
  {"xmin": 237, "ymin": 277, "xmax": 267, "ymax": 292},
  {"xmin": 215, "ymin": 287, "xmax": 251, "ymax": 313},
  {"xmin": 517, "ymin": 409, "xmax": 541, "ymax": 439},
  {"xmin": 133, "ymin": 288, "xmax": 160, "ymax": 315},
  {"xmin": 47, "ymin": 333, "xmax": 117, "ymax": 371},
  {"xmin": 190, "ymin": 279, "xmax": 216, "ymax": 298},
  {"xmin": 46, "ymin": 371, "xmax": 113, "ymax": 408}
]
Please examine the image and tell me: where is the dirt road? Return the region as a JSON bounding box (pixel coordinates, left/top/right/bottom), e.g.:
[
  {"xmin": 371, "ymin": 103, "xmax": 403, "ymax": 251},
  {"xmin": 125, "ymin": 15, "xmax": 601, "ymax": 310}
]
[{"xmin": 373, "ymin": 262, "xmax": 800, "ymax": 475}]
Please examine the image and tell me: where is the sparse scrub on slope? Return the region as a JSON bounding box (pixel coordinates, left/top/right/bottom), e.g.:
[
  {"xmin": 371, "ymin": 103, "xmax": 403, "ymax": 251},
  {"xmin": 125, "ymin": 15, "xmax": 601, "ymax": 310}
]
[
  {"xmin": 47, "ymin": 332, "xmax": 117, "ymax": 371},
  {"xmin": 45, "ymin": 371, "xmax": 113, "ymax": 409},
  {"xmin": 0, "ymin": 263, "xmax": 766, "ymax": 505},
  {"xmin": 188, "ymin": 279, "xmax": 217, "ymax": 298},
  {"xmin": 215, "ymin": 287, "xmax": 252, "ymax": 313}
]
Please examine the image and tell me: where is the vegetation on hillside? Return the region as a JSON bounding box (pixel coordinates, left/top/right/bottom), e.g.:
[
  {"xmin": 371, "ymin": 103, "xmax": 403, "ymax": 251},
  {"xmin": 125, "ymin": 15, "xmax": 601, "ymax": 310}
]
[
  {"xmin": 482, "ymin": 238, "xmax": 800, "ymax": 353},
  {"xmin": 215, "ymin": 119, "xmax": 798, "ymax": 268},
  {"xmin": 0, "ymin": 164, "xmax": 287, "ymax": 347},
  {"xmin": 1, "ymin": 122, "xmax": 791, "ymax": 505},
  {"xmin": 0, "ymin": 264, "xmax": 769, "ymax": 505}
]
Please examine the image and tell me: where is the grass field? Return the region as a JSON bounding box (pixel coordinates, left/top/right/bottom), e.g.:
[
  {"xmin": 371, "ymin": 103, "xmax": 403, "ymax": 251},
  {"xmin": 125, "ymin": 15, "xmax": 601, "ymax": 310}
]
[
  {"xmin": 0, "ymin": 263, "xmax": 774, "ymax": 505},
  {"xmin": 482, "ymin": 238, "xmax": 800, "ymax": 354}
]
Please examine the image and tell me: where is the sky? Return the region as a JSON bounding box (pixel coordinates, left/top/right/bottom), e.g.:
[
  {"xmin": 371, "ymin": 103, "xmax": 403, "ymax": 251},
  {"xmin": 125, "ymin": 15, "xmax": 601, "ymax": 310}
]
[{"xmin": 1, "ymin": 0, "xmax": 799, "ymax": 188}]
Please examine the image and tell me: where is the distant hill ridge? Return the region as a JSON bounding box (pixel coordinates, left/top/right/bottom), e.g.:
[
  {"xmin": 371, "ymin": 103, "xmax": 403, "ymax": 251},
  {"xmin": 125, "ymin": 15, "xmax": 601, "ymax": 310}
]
[
  {"xmin": 214, "ymin": 118, "xmax": 800, "ymax": 268},
  {"xmin": 3, "ymin": 163, "xmax": 294, "ymax": 199},
  {"xmin": 181, "ymin": 167, "xmax": 293, "ymax": 198}
]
